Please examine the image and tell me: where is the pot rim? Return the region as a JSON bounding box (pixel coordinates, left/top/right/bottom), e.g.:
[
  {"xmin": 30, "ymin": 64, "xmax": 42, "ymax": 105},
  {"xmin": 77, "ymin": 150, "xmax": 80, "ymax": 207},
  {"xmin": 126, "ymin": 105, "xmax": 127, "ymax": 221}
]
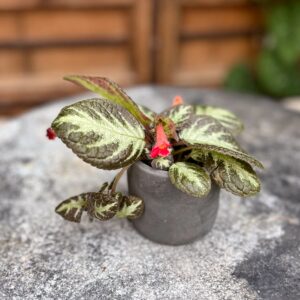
[{"xmin": 132, "ymin": 161, "xmax": 169, "ymax": 178}]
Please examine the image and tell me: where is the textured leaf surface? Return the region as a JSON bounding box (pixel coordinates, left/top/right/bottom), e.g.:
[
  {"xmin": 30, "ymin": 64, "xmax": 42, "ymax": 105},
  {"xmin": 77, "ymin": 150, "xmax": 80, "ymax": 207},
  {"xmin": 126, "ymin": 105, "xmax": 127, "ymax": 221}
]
[
  {"xmin": 212, "ymin": 156, "xmax": 261, "ymax": 197},
  {"xmin": 64, "ymin": 75, "xmax": 152, "ymax": 126},
  {"xmin": 162, "ymin": 104, "xmax": 194, "ymax": 127},
  {"xmin": 55, "ymin": 193, "xmax": 90, "ymax": 223},
  {"xmin": 151, "ymin": 157, "xmax": 173, "ymax": 170},
  {"xmin": 87, "ymin": 193, "xmax": 119, "ymax": 221},
  {"xmin": 52, "ymin": 98, "xmax": 145, "ymax": 170},
  {"xmin": 116, "ymin": 196, "xmax": 144, "ymax": 219},
  {"xmin": 99, "ymin": 182, "xmax": 109, "ymax": 192},
  {"xmin": 137, "ymin": 104, "xmax": 156, "ymax": 122},
  {"xmin": 179, "ymin": 116, "xmax": 263, "ymax": 168},
  {"xmin": 169, "ymin": 162, "xmax": 211, "ymax": 198},
  {"xmin": 190, "ymin": 149, "xmax": 217, "ymax": 172},
  {"xmin": 193, "ymin": 151, "xmax": 261, "ymax": 197},
  {"xmin": 194, "ymin": 105, "xmax": 244, "ymax": 134}
]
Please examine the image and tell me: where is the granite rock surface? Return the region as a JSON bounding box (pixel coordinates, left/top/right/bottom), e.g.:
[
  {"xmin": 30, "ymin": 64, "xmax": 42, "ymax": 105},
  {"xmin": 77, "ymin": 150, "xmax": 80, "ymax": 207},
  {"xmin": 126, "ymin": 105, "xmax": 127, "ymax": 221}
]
[{"xmin": 0, "ymin": 87, "xmax": 300, "ymax": 300}]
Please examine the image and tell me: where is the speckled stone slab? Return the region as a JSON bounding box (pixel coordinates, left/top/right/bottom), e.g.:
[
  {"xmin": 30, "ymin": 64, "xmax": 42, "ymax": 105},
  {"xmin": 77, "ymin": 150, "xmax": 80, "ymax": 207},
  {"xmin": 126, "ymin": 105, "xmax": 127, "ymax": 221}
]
[{"xmin": 0, "ymin": 87, "xmax": 300, "ymax": 300}]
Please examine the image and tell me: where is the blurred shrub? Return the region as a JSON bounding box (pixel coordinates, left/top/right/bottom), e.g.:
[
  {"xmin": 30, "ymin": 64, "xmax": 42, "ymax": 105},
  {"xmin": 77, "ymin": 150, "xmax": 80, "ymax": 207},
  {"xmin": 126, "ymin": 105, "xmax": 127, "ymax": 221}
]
[{"xmin": 225, "ymin": 0, "xmax": 300, "ymax": 99}]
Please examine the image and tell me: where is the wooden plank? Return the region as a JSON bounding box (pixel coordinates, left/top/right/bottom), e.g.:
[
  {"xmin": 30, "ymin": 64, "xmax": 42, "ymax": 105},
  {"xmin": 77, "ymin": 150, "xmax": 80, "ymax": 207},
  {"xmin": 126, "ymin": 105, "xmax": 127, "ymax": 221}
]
[
  {"xmin": 175, "ymin": 37, "xmax": 260, "ymax": 85},
  {"xmin": 181, "ymin": 6, "xmax": 262, "ymax": 36},
  {"xmin": 155, "ymin": 0, "xmax": 261, "ymax": 85},
  {"xmin": 0, "ymin": 0, "xmax": 133, "ymax": 10},
  {"xmin": 47, "ymin": 0, "xmax": 134, "ymax": 6},
  {"xmin": 0, "ymin": 13, "xmax": 20, "ymax": 42},
  {"xmin": 21, "ymin": 9, "xmax": 129, "ymax": 43},
  {"xmin": 180, "ymin": 0, "xmax": 252, "ymax": 6},
  {"xmin": 0, "ymin": 0, "xmax": 38, "ymax": 10},
  {"xmin": 155, "ymin": 0, "xmax": 180, "ymax": 83},
  {"xmin": 179, "ymin": 38, "xmax": 259, "ymax": 70},
  {"xmin": 0, "ymin": 49, "xmax": 24, "ymax": 75},
  {"xmin": 131, "ymin": 0, "xmax": 152, "ymax": 82},
  {"xmin": 28, "ymin": 45, "xmax": 130, "ymax": 74},
  {"xmin": 0, "ymin": 70, "xmax": 136, "ymax": 106}
]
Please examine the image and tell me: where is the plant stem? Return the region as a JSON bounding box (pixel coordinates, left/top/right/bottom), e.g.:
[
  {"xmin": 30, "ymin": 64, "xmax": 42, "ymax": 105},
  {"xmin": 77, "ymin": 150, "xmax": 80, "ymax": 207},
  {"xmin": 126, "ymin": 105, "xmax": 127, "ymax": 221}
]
[
  {"xmin": 110, "ymin": 165, "xmax": 131, "ymax": 194},
  {"xmin": 172, "ymin": 146, "xmax": 194, "ymax": 156},
  {"xmin": 172, "ymin": 140, "xmax": 186, "ymax": 147}
]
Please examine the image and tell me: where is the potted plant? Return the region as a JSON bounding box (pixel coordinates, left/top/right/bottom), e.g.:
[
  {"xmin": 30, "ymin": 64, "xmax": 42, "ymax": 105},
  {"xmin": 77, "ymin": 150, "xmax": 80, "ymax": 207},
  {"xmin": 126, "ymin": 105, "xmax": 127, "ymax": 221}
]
[{"xmin": 47, "ymin": 76, "xmax": 263, "ymax": 245}]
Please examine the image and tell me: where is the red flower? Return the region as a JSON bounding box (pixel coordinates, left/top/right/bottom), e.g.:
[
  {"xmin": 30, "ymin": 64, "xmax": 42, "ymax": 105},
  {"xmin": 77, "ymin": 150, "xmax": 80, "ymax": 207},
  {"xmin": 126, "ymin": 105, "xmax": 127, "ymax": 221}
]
[
  {"xmin": 172, "ymin": 95, "xmax": 184, "ymax": 106},
  {"xmin": 46, "ymin": 128, "xmax": 56, "ymax": 140},
  {"xmin": 150, "ymin": 124, "xmax": 171, "ymax": 159}
]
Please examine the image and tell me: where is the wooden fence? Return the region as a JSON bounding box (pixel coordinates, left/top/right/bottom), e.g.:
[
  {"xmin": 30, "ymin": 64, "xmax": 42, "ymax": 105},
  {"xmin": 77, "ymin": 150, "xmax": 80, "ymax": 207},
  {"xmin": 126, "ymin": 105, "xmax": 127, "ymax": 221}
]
[{"xmin": 0, "ymin": 0, "xmax": 262, "ymax": 115}]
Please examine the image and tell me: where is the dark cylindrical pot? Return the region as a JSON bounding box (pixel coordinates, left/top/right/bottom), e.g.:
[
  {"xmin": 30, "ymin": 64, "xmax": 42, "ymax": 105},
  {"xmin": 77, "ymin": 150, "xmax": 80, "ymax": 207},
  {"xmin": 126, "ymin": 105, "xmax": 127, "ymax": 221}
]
[{"xmin": 128, "ymin": 161, "xmax": 220, "ymax": 245}]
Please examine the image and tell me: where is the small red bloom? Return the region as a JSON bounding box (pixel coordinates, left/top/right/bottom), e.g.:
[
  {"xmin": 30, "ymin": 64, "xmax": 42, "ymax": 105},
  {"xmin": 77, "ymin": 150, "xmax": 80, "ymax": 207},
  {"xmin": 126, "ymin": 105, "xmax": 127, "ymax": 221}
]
[
  {"xmin": 172, "ymin": 95, "xmax": 184, "ymax": 106},
  {"xmin": 150, "ymin": 124, "xmax": 171, "ymax": 159},
  {"xmin": 46, "ymin": 128, "xmax": 56, "ymax": 140}
]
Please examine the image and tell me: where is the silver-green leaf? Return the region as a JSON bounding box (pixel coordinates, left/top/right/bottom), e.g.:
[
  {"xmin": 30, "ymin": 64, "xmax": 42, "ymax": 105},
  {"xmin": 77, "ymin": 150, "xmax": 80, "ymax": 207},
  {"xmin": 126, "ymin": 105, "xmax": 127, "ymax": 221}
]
[
  {"xmin": 64, "ymin": 76, "xmax": 152, "ymax": 127},
  {"xmin": 87, "ymin": 193, "xmax": 119, "ymax": 221},
  {"xmin": 179, "ymin": 116, "xmax": 263, "ymax": 168},
  {"xmin": 169, "ymin": 162, "xmax": 211, "ymax": 198},
  {"xmin": 213, "ymin": 160, "xmax": 260, "ymax": 197},
  {"xmin": 55, "ymin": 193, "xmax": 90, "ymax": 223},
  {"xmin": 137, "ymin": 104, "xmax": 156, "ymax": 122},
  {"xmin": 162, "ymin": 104, "xmax": 194, "ymax": 127},
  {"xmin": 151, "ymin": 156, "xmax": 173, "ymax": 170},
  {"xmin": 116, "ymin": 196, "xmax": 145, "ymax": 219},
  {"xmin": 194, "ymin": 105, "xmax": 244, "ymax": 135},
  {"xmin": 52, "ymin": 98, "xmax": 146, "ymax": 170},
  {"xmin": 200, "ymin": 152, "xmax": 260, "ymax": 197},
  {"xmin": 99, "ymin": 182, "xmax": 109, "ymax": 192}
]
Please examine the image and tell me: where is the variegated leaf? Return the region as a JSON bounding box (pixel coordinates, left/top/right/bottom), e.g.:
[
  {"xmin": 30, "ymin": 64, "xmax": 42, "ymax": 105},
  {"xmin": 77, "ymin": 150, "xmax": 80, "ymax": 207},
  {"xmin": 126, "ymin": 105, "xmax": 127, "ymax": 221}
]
[
  {"xmin": 64, "ymin": 75, "xmax": 152, "ymax": 127},
  {"xmin": 52, "ymin": 98, "xmax": 146, "ymax": 170},
  {"xmin": 111, "ymin": 192, "xmax": 123, "ymax": 203},
  {"xmin": 213, "ymin": 158, "xmax": 260, "ymax": 197},
  {"xmin": 137, "ymin": 104, "xmax": 156, "ymax": 122},
  {"xmin": 116, "ymin": 196, "xmax": 144, "ymax": 219},
  {"xmin": 151, "ymin": 156, "xmax": 173, "ymax": 170},
  {"xmin": 214, "ymin": 152, "xmax": 260, "ymax": 196},
  {"xmin": 191, "ymin": 151, "xmax": 261, "ymax": 196},
  {"xmin": 169, "ymin": 162, "xmax": 211, "ymax": 198},
  {"xmin": 194, "ymin": 105, "xmax": 244, "ymax": 135},
  {"xmin": 87, "ymin": 193, "xmax": 119, "ymax": 221},
  {"xmin": 99, "ymin": 182, "xmax": 109, "ymax": 192},
  {"xmin": 55, "ymin": 193, "xmax": 90, "ymax": 223},
  {"xmin": 179, "ymin": 116, "xmax": 263, "ymax": 168},
  {"xmin": 162, "ymin": 104, "xmax": 194, "ymax": 127},
  {"xmin": 190, "ymin": 150, "xmax": 216, "ymax": 172}
]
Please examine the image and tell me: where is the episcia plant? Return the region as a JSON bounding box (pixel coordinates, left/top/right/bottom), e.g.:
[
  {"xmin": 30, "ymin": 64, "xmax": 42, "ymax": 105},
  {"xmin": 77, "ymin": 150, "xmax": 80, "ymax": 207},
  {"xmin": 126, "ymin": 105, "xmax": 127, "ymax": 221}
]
[{"xmin": 47, "ymin": 76, "xmax": 263, "ymax": 224}]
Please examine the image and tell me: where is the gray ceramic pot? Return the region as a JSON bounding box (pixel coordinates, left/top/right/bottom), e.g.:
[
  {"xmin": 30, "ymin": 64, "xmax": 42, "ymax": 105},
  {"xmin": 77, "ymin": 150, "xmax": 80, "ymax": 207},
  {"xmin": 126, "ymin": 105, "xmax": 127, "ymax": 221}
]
[{"xmin": 128, "ymin": 161, "xmax": 220, "ymax": 245}]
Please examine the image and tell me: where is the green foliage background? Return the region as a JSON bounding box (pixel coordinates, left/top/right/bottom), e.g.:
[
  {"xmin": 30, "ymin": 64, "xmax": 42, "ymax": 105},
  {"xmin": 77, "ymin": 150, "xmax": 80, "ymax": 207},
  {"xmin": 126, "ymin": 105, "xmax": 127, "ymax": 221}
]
[{"xmin": 224, "ymin": 0, "xmax": 300, "ymax": 99}]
